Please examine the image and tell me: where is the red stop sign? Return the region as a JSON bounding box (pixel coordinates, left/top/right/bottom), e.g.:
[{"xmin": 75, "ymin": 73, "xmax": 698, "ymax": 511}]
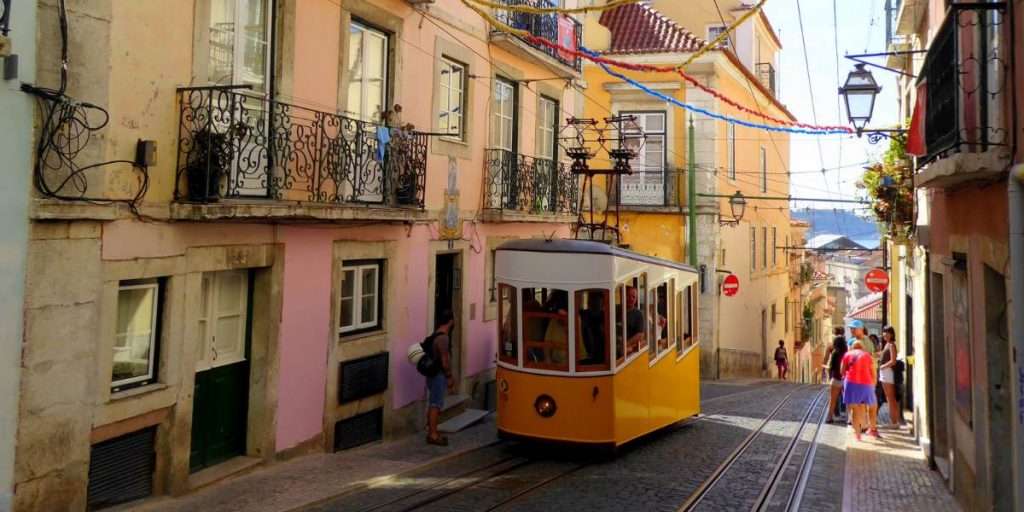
[
  {"xmin": 722, "ymin": 274, "xmax": 740, "ymax": 297},
  {"xmin": 865, "ymin": 268, "xmax": 890, "ymax": 293}
]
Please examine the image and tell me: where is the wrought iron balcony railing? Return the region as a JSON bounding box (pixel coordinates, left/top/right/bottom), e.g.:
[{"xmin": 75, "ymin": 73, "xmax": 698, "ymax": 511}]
[
  {"xmin": 919, "ymin": 4, "xmax": 1007, "ymax": 165},
  {"xmin": 755, "ymin": 62, "xmax": 776, "ymax": 97},
  {"xmin": 492, "ymin": 0, "xmax": 582, "ymax": 72},
  {"xmin": 175, "ymin": 86, "xmax": 427, "ymax": 208},
  {"xmin": 484, "ymin": 148, "xmax": 577, "ymax": 215},
  {"xmin": 618, "ymin": 168, "xmax": 680, "ymax": 207}
]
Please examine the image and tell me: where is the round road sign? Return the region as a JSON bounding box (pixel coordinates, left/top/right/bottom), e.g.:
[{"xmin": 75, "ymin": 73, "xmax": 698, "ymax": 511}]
[
  {"xmin": 722, "ymin": 274, "xmax": 740, "ymax": 297},
  {"xmin": 865, "ymin": 268, "xmax": 890, "ymax": 293}
]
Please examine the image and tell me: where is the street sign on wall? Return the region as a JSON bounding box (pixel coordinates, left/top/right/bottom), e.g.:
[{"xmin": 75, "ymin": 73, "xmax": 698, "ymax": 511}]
[
  {"xmin": 722, "ymin": 274, "xmax": 740, "ymax": 297},
  {"xmin": 865, "ymin": 268, "xmax": 890, "ymax": 293}
]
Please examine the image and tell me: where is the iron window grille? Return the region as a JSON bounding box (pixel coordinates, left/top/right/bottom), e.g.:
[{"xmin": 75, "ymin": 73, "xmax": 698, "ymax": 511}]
[{"xmin": 491, "ymin": 0, "xmax": 583, "ymax": 72}]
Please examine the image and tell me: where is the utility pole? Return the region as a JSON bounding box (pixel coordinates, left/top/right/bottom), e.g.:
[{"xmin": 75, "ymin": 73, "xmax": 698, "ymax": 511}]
[
  {"xmin": 688, "ymin": 117, "xmax": 697, "ymax": 267},
  {"xmin": 881, "ymin": 238, "xmax": 889, "ymax": 325}
]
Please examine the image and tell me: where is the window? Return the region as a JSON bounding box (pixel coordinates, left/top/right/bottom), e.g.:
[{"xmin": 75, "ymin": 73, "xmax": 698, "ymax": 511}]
[
  {"xmin": 651, "ymin": 281, "xmax": 671, "ymax": 357},
  {"xmin": 727, "ymin": 124, "xmax": 736, "ymax": 180},
  {"xmin": 621, "ymin": 112, "xmax": 667, "ymax": 205},
  {"xmin": 762, "ymin": 226, "xmax": 768, "ymax": 270},
  {"xmin": 490, "ymin": 78, "xmax": 516, "ymax": 151},
  {"xmin": 207, "ymin": 0, "xmax": 272, "ymax": 90},
  {"xmin": 340, "ymin": 261, "xmax": 383, "ymax": 335},
  {"xmin": 785, "ymin": 301, "xmax": 791, "ymax": 332},
  {"xmin": 771, "ymin": 303, "xmax": 777, "ymax": 326},
  {"xmin": 750, "ymin": 227, "xmax": 757, "ymax": 272},
  {"xmin": 522, "ymin": 287, "xmax": 569, "ymax": 371},
  {"xmin": 196, "ymin": 270, "xmax": 249, "ymax": 372},
  {"xmin": 760, "ymin": 146, "xmax": 767, "ymax": 192},
  {"xmin": 498, "ymin": 284, "xmax": 518, "ymax": 364},
  {"xmin": 679, "ymin": 284, "xmax": 695, "ymax": 351},
  {"xmin": 707, "ymin": 25, "xmax": 730, "ymax": 47},
  {"xmin": 615, "ymin": 274, "xmax": 647, "ymax": 365},
  {"xmin": 537, "ymin": 96, "xmax": 558, "ymax": 160},
  {"xmin": 576, "ymin": 289, "xmax": 610, "ymax": 371},
  {"xmin": 346, "ymin": 21, "xmax": 389, "ymax": 122},
  {"xmin": 112, "ymin": 279, "xmax": 163, "ymax": 391},
  {"xmin": 772, "ymin": 227, "xmax": 777, "ymax": 267},
  {"xmin": 438, "ymin": 57, "xmax": 466, "ymax": 139}
]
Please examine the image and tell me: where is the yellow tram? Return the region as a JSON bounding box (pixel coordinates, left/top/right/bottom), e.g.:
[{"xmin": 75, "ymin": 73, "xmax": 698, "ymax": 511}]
[{"xmin": 494, "ymin": 238, "xmax": 701, "ymax": 448}]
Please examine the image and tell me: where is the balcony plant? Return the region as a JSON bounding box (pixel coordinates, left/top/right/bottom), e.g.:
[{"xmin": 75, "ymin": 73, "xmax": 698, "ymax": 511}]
[
  {"xmin": 856, "ymin": 132, "xmax": 914, "ymax": 238},
  {"xmin": 186, "ymin": 122, "xmax": 245, "ymax": 202}
]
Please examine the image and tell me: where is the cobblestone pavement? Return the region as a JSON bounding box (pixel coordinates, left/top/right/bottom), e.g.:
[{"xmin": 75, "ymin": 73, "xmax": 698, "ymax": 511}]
[
  {"xmin": 124, "ymin": 380, "xmax": 960, "ymax": 512},
  {"xmin": 840, "ymin": 406, "xmax": 961, "ymax": 512}
]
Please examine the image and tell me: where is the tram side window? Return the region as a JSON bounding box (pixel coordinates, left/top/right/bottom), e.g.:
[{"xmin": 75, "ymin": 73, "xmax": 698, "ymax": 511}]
[
  {"xmin": 576, "ymin": 289, "xmax": 610, "ymax": 371},
  {"xmin": 655, "ymin": 281, "xmax": 670, "ymax": 356},
  {"xmin": 682, "ymin": 284, "xmax": 695, "ymax": 350},
  {"xmin": 674, "ymin": 290, "xmax": 684, "ymax": 353},
  {"xmin": 522, "ymin": 287, "xmax": 570, "ymax": 371},
  {"xmin": 614, "ymin": 284, "xmax": 625, "ymax": 364},
  {"xmin": 498, "ymin": 284, "xmax": 518, "ymax": 364},
  {"xmin": 616, "ymin": 275, "xmax": 646, "ymax": 364}
]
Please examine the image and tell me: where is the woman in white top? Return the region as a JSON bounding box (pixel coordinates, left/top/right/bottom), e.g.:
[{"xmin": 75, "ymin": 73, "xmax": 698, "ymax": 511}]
[{"xmin": 878, "ymin": 326, "xmax": 903, "ymax": 426}]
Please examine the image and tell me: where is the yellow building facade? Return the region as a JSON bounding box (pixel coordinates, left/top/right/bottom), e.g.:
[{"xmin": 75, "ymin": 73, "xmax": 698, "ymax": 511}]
[{"xmin": 582, "ymin": 1, "xmax": 796, "ymax": 378}]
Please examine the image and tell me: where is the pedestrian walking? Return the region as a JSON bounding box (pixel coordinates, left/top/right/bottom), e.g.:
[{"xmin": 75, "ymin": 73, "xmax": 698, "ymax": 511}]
[
  {"xmin": 774, "ymin": 340, "xmax": 789, "ymax": 380},
  {"xmin": 425, "ymin": 310, "xmax": 456, "ymax": 446},
  {"xmin": 823, "ymin": 328, "xmax": 847, "ymax": 423},
  {"xmin": 847, "ymin": 320, "xmax": 878, "ymax": 430},
  {"xmin": 841, "ymin": 340, "xmax": 880, "ymax": 441},
  {"xmin": 878, "ymin": 326, "xmax": 904, "ymax": 426}
]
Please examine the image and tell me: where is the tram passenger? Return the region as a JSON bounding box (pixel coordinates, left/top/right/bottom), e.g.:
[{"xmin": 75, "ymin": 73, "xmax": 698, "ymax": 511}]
[
  {"xmin": 623, "ymin": 286, "xmax": 645, "ymax": 357},
  {"xmin": 656, "ymin": 286, "xmax": 669, "ymax": 351},
  {"xmin": 523, "ymin": 290, "xmax": 545, "ymax": 363},
  {"xmin": 578, "ymin": 291, "xmax": 607, "ymax": 366},
  {"xmin": 543, "ymin": 290, "xmax": 570, "ymax": 364}
]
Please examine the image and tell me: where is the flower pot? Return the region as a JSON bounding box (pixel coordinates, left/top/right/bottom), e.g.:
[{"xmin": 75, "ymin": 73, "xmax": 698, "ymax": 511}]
[{"xmin": 186, "ymin": 162, "xmax": 222, "ymax": 202}]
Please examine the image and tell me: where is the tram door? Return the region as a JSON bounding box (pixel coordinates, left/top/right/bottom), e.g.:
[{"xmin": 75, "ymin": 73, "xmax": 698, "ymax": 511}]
[{"xmin": 434, "ymin": 253, "xmax": 462, "ymax": 387}]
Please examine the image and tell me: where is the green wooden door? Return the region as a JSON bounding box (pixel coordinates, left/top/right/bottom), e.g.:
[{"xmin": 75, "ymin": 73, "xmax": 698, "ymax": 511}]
[{"xmin": 190, "ymin": 270, "xmax": 252, "ymax": 473}]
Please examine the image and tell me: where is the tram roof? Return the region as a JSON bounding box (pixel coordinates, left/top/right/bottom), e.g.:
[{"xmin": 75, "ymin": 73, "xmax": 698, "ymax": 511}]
[{"xmin": 496, "ymin": 238, "xmax": 697, "ymax": 273}]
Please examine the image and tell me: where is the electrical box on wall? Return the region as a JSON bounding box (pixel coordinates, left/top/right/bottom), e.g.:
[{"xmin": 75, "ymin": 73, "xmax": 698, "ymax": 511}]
[{"xmin": 135, "ymin": 139, "xmax": 157, "ymax": 168}]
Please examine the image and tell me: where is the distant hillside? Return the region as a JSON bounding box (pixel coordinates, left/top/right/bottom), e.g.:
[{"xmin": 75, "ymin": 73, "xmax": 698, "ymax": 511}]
[{"xmin": 791, "ymin": 209, "xmax": 881, "ymax": 249}]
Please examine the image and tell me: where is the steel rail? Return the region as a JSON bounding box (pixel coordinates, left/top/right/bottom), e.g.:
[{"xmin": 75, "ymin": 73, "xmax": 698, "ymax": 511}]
[{"xmin": 752, "ymin": 387, "xmax": 829, "ymax": 511}]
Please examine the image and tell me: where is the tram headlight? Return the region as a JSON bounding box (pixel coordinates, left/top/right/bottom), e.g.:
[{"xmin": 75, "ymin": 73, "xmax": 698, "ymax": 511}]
[{"xmin": 533, "ymin": 394, "xmax": 557, "ymax": 418}]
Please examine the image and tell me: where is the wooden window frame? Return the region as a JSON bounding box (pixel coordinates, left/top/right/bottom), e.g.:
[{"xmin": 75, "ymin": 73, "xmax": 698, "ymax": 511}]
[
  {"xmin": 111, "ymin": 279, "xmax": 163, "ymax": 392},
  {"xmin": 339, "ymin": 260, "xmax": 384, "ymax": 336},
  {"xmin": 346, "ymin": 20, "xmax": 391, "ymax": 122},
  {"xmin": 438, "ymin": 57, "xmax": 467, "ymax": 141}
]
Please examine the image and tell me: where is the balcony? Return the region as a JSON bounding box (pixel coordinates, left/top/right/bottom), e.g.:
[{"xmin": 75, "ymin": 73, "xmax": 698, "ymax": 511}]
[
  {"xmin": 755, "ymin": 62, "xmax": 776, "ymax": 97},
  {"xmin": 490, "ymin": 0, "xmax": 582, "ymax": 74},
  {"xmin": 483, "ymin": 148, "xmax": 577, "ymax": 221},
  {"xmin": 618, "ymin": 168, "xmax": 681, "ymax": 210},
  {"xmin": 174, "ymin": 86, "xmax": 428, "ymax": 220},
  {"xmin": 916, "ymin": 4, "xmax": 1009, "ymax": 187}
]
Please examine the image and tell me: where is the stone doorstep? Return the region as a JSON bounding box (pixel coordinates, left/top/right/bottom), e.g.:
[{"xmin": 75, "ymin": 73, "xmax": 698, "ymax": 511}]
[
  {"xmin": 106, "ymin": 457, "xmax": 264, "ymax": 512},
  {"xmin": 438, "ymin": 409, "xmax": 490, "ymax": 434},
  {"xmin": 438, "ymin": 393, "xmax": 470, "ymax": 423}
]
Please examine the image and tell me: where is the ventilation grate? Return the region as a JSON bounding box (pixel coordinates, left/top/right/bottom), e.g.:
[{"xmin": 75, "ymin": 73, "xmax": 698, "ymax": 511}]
[
  {"xmin": 339, "ymin": 352, "xmax": 389, "ymax": 404},
  {"xmin": 87, "ymin": 427, "xmax": 156, "ymax": 509},
  {"xmin": 334, "ymin": 408, "xmax": 384, "ymax": 452}
]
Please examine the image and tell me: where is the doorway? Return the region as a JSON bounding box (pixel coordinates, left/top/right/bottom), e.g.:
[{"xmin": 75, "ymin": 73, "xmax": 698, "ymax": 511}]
[
  {"xmin": 434, "ymin": 253, "xmax": 463, "ymax": 383},
  {"xmin": 984, "ymin": 265, "xmax": 1012, "ymax": 511},
  {"xmin": 761, "ymin": 308, "xmax": 768, "ymax": 376},
  {"xmin": 928, "ymin": 271, "xmax": 951, "ymax": 477},
  {"xmin": 190, "ymin": 269, "xmax": 253, "ymax": 472}
]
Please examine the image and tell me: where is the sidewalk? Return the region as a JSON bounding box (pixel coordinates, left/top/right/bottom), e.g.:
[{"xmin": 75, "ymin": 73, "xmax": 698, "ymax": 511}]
[
  {"xmin": 127, "ymin": 415, "xmax": 499, "ymax": 512},
  {"xmin": 841, "ymin": 409, "xmax": 961, "ymax": 511}
]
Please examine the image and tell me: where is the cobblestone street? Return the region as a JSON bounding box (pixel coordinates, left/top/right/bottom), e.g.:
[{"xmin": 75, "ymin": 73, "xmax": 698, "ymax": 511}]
[{"xmin": 124, "ymin": 380, "xmax": 960, "ymax": 512}]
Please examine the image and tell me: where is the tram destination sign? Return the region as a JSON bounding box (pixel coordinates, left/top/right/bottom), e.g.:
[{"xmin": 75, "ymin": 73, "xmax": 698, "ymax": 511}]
[
  {"xmin": 722, "ymin": 274, "xmax": 740, "ymax": 297},
  {"xmin": 865, "ymin": 268, "xmax": 890, "ymax": 293}
]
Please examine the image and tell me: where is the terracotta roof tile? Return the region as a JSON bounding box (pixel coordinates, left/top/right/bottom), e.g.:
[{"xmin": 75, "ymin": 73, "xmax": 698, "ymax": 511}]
[{"xmin": 599, "ymin": 3, "xmax": 709, "ymax": 55}]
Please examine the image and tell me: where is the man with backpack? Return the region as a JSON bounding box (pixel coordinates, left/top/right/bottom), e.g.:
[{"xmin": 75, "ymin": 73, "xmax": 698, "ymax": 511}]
[{"xmin": 423, "ymin": 310, "xmax": 456, "ymax": 446}]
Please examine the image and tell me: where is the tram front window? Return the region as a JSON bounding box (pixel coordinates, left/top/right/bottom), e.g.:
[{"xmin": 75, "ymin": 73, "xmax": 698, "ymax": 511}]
[
  {"xmin": 522, "ymin": 287, "xmax": 569, "ymax": 371},
  {"xmin": 498, "ymin": 284, "xmax": 518, "ymax": 364},
  {"xmin": 576, "ymin": 289, "xmax": 610, "ymax": 371}
]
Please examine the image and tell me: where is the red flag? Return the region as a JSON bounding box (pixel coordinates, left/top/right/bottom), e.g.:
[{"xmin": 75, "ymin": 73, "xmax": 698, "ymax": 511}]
[
  {"xmin": 557, "ymin": 16, "xmax": 576, "ymax": 62},
  {"xmin": 906, "ymin": 81, "xmax": 927, "ymax": 157}
]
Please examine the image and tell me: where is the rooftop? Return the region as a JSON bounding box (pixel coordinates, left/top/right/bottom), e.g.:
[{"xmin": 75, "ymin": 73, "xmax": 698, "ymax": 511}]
[{"xmin": 599, "ymin": 3, "xmax": 708, "ymax": 55}]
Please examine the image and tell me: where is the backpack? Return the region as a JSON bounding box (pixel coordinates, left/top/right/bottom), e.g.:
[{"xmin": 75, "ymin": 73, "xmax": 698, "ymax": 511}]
[
  {"xmin": 893, "ymin": 359, "xmax": 906, "ymax": 386},
  {"xmin": 415, "ymin": 332, "xmax": 443, "ymax": 377}
]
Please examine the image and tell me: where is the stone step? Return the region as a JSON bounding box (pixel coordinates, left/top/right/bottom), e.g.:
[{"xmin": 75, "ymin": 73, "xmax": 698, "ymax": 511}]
[
  {"xmin": 438, "ymin": 393, "xmax": 470, "ymax": 424},
  {"xmin": 438, "ymin": 409, "xmax": 490, "ymax": 434}
]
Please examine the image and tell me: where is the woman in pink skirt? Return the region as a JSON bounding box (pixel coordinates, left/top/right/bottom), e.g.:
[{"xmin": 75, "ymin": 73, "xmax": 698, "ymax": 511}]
[{"xmin": 841, "ymin": 340, "xmax": 880, "ymax": 440}]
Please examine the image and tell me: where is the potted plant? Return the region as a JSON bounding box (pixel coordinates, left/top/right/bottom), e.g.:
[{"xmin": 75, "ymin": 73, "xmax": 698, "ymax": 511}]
[
  {"xmin": 186, "ymin": 123, "xmax": 244, "ymax": 202},
  {"xmin": 856, "ymin": 132, "xmax": 915, "ymax": 239}
]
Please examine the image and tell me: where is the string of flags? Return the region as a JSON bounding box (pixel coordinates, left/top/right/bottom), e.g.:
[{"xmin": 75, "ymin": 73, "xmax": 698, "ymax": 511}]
[
  {"xmin": 464, "ymin": 0, "xmax": 642, "ymax": 15},
  {"xmin": 458, "ymin": 0, "xmax": 854, "ymax": 136}
]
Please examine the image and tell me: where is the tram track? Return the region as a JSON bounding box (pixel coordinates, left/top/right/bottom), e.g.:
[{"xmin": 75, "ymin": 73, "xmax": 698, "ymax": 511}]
[
  {"xmin": 310, "ymin": 381, "xmax": 798, "ymax": 512},
  {"xmin": 678, "ymin": 386, "xmax": 829, "ymax": 512}
]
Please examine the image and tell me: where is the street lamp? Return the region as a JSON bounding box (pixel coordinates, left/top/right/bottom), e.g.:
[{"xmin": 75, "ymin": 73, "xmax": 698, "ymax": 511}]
[
  {"xmin": 720, "ymin": 191, "xmax": 747, "ymax": 227},
  {"xmin": 838, "ymin": 63, "xmax": 905, "ymax": 144}
]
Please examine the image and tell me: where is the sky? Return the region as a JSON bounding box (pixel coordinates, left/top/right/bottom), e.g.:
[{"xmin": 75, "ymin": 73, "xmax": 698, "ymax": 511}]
[{"xmin": 761, "ymin": 0, "xmax": 900, "ymax": 220}]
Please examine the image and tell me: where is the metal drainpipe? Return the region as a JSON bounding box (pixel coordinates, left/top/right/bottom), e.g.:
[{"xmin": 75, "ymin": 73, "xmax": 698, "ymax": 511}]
[{"xmin": 1010, "ymin": 163, "xmax": 1024, "ymax": 509}]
